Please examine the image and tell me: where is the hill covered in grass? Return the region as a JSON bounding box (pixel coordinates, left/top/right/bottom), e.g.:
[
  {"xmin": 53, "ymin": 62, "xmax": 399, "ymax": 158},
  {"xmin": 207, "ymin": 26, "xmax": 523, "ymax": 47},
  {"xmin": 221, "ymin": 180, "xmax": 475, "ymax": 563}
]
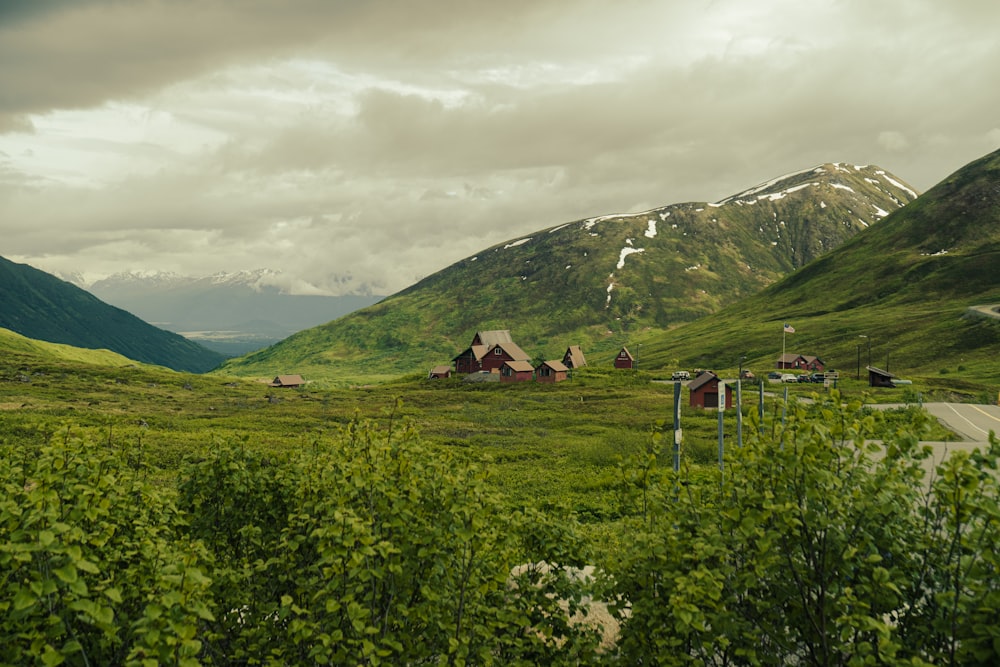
[
  {"xmin": 0, "ymin": 256, "xmax": 225, "ymax": 373},
  {"xmin": 637, "ymin": 148, "xmax": 1000, "ymax": 390},
  {"xmin": 220, "ymin": 163, "xmax": 916, "ymax": 383}
]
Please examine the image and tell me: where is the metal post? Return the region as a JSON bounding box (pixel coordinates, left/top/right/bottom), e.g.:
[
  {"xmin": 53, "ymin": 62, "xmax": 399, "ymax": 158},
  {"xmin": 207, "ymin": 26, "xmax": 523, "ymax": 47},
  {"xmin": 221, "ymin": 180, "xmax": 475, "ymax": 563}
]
[
  {"xmin": 673, "ymin": 381, "xmax": 681, "ymax": 472},
  {"xmin": 758, "ymin": 381, "xmax": 765, "ymax": 435},
  {"xmin": 718, "ymin": 382, "xmax": 726, "ymax": 482},
  {"xmin": 736, "ymin": 379, "xmax": 743, "ymax": 448}
]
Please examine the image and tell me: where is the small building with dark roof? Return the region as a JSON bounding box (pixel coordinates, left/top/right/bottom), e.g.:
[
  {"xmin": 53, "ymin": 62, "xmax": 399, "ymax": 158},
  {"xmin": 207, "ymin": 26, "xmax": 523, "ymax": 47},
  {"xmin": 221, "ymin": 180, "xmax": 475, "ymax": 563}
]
[
  {"xmin": 536, "ymin": 360, "xmax": 569, "ymax": 383},
  {"xmin": 867, "ymin": 366, "xmax": 896, "ymax": 388},
  {"xmin": 688, "ymin": 371, "xmax": 733, "ymax": 409}
]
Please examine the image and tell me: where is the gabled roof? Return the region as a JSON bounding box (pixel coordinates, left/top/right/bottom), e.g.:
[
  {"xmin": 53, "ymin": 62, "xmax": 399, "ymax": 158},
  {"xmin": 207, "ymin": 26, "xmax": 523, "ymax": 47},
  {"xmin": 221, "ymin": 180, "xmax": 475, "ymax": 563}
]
[
  {"xmin": 688, "ymin": 370, "xmax": 720, "ymax": 391},
  {"xmin": 617, "ymin": 347, "xmax": 634, "ymax": 359},
  {"xmin": 271, "ymin": 374, "xmax": 305, "ymax": 387},
  {"xmin": 563, "ymin": 345, "xmax": 587, "ymax": 368},
  {"xmin": 452, "ymin": 344, "xmax": 489, "ymax": 362},
  {"xmin": 866, "ymin": 365, "xmax": 895, "ymax": 379},
  {"xmin": 777, "ymin": 353, "xmax": 805, "ymax": 363},
  {"xmin": 492, "ymin": 341, "xmax": 531, "ymax": 361},
  {"xmin": 473, "ymin": 330, "xmax": 513, "ymax": 347},
  {"xmin": 503, "ymin": 360, "xmax": 535, "ymax": 372},
  {"xmin": 539, "ymin": 359, "xmax": 569, "ymax": 373},
  {"xmin": 801, "ymin": 355, "xmax": 824, "ymax": 364},
  {"xmin": 429, "ymin": 365, "xmax": 452, "ymax": 376}
]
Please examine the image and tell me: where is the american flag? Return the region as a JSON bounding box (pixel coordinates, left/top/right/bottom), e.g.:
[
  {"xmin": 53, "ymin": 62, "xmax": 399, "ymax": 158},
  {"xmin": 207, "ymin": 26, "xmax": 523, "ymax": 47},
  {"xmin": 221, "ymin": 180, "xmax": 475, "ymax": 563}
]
[{"xmin": 783, "ymin": 323, "xmax": 795, "ymax": 333}]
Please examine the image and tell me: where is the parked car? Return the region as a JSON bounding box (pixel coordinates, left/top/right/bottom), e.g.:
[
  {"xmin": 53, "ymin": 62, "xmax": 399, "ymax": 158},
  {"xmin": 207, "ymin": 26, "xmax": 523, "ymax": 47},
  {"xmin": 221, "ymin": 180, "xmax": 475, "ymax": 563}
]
[
  {"xmin": 740, "ymin": 369, "xmax": 755, "ymax": 379},
  {"xmin": 671, "ymin": 370, "xmax": 691, "ymax": 381},
  {"xmin": 797, "ymin": 374, "xmax": 812, "ymax": 383},
  {"xmin": 768, "ymin": 371, "xmax": 782, "ymax": 380},
  {"xmin": 810, "ymin": 372, "xmax": 827, "ymax": 383},
  {"xmin": 781, "ymin": 373, "xmax": 798, "ymax": 383}
]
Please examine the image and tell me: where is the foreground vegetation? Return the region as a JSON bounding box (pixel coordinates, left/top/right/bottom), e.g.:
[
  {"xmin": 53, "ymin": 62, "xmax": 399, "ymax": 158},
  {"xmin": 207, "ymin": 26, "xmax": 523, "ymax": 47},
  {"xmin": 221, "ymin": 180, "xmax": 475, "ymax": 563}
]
[{"xmin": 5, "ymin": 343, "xmax": 1000, "ymax": 664}]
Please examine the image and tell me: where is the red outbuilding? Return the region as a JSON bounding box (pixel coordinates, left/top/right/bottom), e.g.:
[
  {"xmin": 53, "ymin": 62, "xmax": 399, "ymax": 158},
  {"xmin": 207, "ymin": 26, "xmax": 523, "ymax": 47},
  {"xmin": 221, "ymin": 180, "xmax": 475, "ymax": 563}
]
[
  {"xmin": 688, "ymin": 371, "xmax": 733, "ymax": 409},
  {"xmin": 500, "ymin": 360, "xmax": 534, "ymax": 383},
  {"xmin": 536, "ymin": 360, "xmax": 569, "ymax": 383},
  {"xmin": 613, "ymin": 347, "xmax": 635, "ymax": 369}
]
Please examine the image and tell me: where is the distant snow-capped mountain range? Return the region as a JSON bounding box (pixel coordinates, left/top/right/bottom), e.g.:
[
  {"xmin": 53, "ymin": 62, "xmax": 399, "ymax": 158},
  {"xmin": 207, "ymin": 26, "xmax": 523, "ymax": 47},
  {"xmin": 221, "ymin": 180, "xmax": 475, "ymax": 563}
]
[{"xmin": 65, "ymin": 270, "xmax": 384, "ymax": 356}]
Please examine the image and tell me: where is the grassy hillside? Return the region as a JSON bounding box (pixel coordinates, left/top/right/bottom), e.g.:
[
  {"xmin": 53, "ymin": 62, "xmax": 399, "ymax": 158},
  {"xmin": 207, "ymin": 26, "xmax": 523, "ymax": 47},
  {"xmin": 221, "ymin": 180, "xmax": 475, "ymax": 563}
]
[
  {"xmin": 220, "ymin": 163, "xmax": 917, "ymax": 384},
  {"xmin": 636, "ymin": 148, "xmax": 1000, "ymax": 392},
  {"xmin": 0, "ymin": 256, "xmax": 225, "ymax": 372}
]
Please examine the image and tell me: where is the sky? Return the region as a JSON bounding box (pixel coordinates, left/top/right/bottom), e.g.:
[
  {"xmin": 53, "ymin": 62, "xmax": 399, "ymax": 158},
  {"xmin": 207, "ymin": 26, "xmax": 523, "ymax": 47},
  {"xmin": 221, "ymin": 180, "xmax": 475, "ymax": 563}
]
[{"xmin": 2, "ymin": 0, "xmax": 999, "ymax": 296}]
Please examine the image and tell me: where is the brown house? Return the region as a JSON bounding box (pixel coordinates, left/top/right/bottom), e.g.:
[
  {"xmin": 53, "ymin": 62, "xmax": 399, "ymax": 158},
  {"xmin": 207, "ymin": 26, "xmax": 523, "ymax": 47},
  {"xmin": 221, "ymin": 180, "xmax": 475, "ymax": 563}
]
[
  {"xmin": 776, "ymin": 354, "xmax": 825, "ymax": 371},
  {"xmin": 688, "ymin": 371, "xmax": 733, "ymax": 409},
  {"xmin": 614, "ymin": 347, "xmax": 635, "ymax": 369},
  {"xmin": 500, "ymin": 360, "xmax": 534, "ymax": 383},
  {"xmin": 453, "ymin": 330, "xmax": 532, "ymax": 374},
  {"xmin": 270, "ymin": 374, "xmax": 305, "ymax": 388},
  {"xmin": 536, "ymin": 360, "xmax": 569, "ymax": 383},
  {"xmin": 562, "ymin": 345, "xmax": 587, "ymax": 369}
]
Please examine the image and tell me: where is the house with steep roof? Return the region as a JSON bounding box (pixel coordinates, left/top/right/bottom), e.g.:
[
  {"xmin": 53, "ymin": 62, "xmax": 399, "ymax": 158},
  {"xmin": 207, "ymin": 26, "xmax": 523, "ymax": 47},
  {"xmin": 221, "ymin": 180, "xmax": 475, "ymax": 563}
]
[
  {"xmin": 614, "ymin": 347, "xmax": 635, "ymax": 369},
  {"xmin": 536, "ymin": 359, "xmax": 569, "ymax": 383},
  {"xmin": 562, "ymin": 345, "xmax": 587, "ymax": 369},
  {"xmin": 453, "ymin": 329, "xmax": 532, "ymax": 374},
  {"xmin": 776, "ymin": 353, "xmax": 824, "ymax": 371}
]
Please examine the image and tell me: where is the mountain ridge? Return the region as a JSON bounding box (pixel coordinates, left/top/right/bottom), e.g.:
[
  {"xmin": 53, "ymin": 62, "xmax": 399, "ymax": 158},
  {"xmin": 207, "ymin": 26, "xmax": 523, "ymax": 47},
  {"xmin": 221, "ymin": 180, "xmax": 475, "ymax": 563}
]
[{"xmin": 218, "ymin": 161, "xmax": 918, "ymax": 382}]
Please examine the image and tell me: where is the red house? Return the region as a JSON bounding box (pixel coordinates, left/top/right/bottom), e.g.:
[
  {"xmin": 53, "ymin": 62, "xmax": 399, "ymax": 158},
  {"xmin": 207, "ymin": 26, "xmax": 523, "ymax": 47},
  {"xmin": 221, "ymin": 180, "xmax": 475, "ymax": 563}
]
[
  {"xmin": 776, "ymin": 354, "xmax": 824, "ymax": 371},
  {"xmin": 562, "ymin": 345, "xmax": 587, "ymax": 369},
  {"xmin": 614, "ymin": 347, "xmax": 635, "ymax": 369},
  {"xmin": 536, "ymin": 360, "xmax": 569, "ymax": 383},
  {"xmin": 688, "ymin": 371, "xmax": 733, "ymax": 409},
  {"xmin": 500, "ymin": 360, "xmax": 534, "ymax": 383},
  {"xmin": 453, "ymin": 330, "xmax": 531, "ymax": 374}
]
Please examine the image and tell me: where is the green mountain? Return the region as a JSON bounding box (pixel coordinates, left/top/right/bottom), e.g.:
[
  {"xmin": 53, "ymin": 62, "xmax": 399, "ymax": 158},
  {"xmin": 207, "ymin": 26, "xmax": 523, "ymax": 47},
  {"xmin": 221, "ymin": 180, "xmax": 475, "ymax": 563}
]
[
  {"xmin": 219, "ymin": 163, "xmax": 917, "ymax": 383},
  {"xmin": 0, "ymin": 256, "xmax": 225, "ymax": 373},
  {"xmin": 637, "ymin": 148, "xmax": 1000, "ymax": 387}
]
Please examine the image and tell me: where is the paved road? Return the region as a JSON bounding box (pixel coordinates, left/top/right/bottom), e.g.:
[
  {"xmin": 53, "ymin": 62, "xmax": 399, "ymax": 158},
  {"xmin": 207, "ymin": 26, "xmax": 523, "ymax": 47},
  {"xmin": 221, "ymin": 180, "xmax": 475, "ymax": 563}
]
[{"xmin": 921, "ymin": 402, "xmax": 1000, "ymax": 443}]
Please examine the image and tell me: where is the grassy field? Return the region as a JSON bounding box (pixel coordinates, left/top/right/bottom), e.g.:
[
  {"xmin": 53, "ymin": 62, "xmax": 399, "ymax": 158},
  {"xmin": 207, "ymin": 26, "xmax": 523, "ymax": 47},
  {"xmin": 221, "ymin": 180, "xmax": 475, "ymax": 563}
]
[{"xmin": 1, "ymin": 344, "xmax": 960, "ymax": 559}]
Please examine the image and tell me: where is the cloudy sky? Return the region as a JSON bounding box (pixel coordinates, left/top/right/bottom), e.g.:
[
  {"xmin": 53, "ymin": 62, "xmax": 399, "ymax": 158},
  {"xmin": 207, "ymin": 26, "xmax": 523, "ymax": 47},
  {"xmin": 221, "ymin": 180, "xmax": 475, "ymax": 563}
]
[{"xmin": 2, "ymin": 0, "xmax": 998, "ymax": 296}]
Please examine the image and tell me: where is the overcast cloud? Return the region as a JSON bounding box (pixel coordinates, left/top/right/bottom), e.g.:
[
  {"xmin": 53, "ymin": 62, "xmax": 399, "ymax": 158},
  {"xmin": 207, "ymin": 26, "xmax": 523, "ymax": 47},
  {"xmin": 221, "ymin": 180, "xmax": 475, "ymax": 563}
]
[{"xmin": 2, "ymin": 0, "xmax": 998, "ymax": 295}]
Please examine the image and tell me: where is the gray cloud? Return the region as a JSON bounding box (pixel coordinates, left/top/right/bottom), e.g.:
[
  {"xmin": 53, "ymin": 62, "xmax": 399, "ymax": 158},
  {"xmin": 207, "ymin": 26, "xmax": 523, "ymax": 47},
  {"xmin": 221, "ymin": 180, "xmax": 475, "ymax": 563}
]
[{"xmin": 1, "ymin": 0, "xmax": 999, "ymax": 294}]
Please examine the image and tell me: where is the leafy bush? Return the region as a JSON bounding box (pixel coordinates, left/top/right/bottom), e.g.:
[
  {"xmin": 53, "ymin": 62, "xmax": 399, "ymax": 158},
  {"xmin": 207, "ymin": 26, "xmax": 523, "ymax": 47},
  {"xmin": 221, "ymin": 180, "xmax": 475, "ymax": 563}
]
[
  {"xmin": 177, "ymin": 409, "xmax": 605, "ymax": 664},
  {"xmin": 0, "ymin": 430, "xmax": 214, "ymax": 666},
  {"xmin": 612, "ymin": 391, "xmax": 1000, "ymax": 666}
]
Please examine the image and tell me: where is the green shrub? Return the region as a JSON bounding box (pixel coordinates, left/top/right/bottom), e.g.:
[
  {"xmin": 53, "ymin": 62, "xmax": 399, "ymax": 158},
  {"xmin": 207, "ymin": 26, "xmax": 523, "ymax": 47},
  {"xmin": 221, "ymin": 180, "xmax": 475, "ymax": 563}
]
[{"xmin": 0, "ymin": 430, "xmax": 214, "ymax": 666}]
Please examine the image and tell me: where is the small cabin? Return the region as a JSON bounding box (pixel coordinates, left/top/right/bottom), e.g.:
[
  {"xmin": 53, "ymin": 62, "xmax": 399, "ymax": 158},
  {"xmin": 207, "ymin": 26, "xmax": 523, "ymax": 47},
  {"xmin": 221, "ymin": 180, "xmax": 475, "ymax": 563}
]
[
  {"xmin": 614, "ymin": 347, "xmax": 635, "ymax": 369},
  {"xmin": 500, "ymin": 360, "xmax": 534, "ymax": 383},
  {"xmin": 688, "ymin": 371, "xmax": 733, "ymax": 409},
  {"xmin": 536, "ymin": 360, "xmax": 569, "ymax": 383},
  {"xmin": 428, "ymin": 365, "xmax": 452, "ymax": 379},
  {"xmin": 270, "ymin": 374, "xmax": 305, "ymax": 388},
  {"xmin": 867, "ymin": 366, "xmax": 896, "ymax": 388},
  {"xmin": 562, "ymin": 345, "xmax": 587, "ymax": 369}
]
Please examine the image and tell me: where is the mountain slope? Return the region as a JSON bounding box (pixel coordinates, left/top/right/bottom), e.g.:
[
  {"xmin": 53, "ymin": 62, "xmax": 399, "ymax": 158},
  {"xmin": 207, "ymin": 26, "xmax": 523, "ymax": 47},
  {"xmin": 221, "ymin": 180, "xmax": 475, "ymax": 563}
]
[
  {"xmin": 219, "ymin": 163, "xmax": 917, "ymax": 382},
  {"xmin": 85, "ymin": 270, "xmax": 383, "ymax": 355},
  {"xmin": 636, "ymin": 148, "xmax": 1000, "ymax": 384},
  {"xmin": 0, "ymin": 257, "xmax": 225, "ymax": 372}
]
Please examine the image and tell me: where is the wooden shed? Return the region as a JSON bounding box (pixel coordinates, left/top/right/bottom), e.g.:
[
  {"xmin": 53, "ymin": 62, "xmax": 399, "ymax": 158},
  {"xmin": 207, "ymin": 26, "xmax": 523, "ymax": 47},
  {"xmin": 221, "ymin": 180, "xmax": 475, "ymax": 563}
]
[
  {"xmin": 500, "ymin": 360, "xmax": 534, "ymax": 383},
  {"xmin": 428, "ymin": 365, "xmax": 452, "ymax": 379},
  {"xmin": 688, "ymin": 371, "xmax": 733, "ymax": 409},
  {"xmin": 614, "ymin": 347, "xmax": 635, "ymax": 369},
  {"xmin": 562, "ymin": 345, "xmax": 587, "ymax": 369},
  {"xmin": 270, "ymin": 374, "xmax": 305, "ymax": 388},
  {"xmin": 867, "ymin": 366, "xmax": 896, "ymax": 388},
  {"xmin": 536, "ymin": 360, "xmax": 569, "ymax": 383}
]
